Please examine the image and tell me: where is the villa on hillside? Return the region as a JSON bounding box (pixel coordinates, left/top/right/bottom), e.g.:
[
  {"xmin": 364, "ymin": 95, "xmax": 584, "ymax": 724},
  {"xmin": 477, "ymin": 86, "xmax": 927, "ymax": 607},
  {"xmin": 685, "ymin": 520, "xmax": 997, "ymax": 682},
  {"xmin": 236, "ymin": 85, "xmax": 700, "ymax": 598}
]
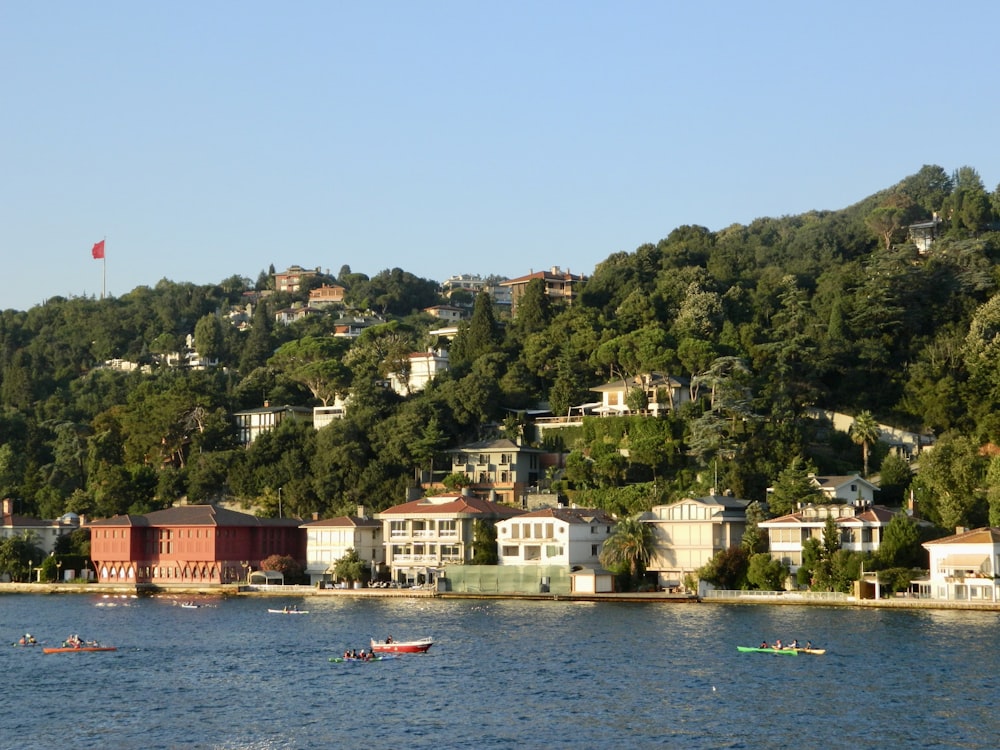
[
  {"xmin": 499, "ymin": 266, "xmax": 586, "ymax": 316},
  {"xmin": 274, "ymin": 265, "xmax": 319, "ymax": 294},
  {"xmin": 233, "ymin": 402, "xmax": 313, "ymax": 445},
  {"xmin": 388, "ymin": 349, "xmax": 450, "ymax": 396},
  {"xmin": 590, "ymin": 372, "xmax": 691, "ymax": 416},
  {"xmin": 437, "ymin": 438, "xmax": 544, "ymax": 507}
]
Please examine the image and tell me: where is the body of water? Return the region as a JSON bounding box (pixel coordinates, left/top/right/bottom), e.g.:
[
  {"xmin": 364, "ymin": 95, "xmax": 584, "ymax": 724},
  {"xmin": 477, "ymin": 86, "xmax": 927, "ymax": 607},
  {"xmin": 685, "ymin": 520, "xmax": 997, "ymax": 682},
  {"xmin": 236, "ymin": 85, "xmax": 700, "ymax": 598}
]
[{"xmin": 2, "ymin": 593, "xmax": 998, "ymax": 749}]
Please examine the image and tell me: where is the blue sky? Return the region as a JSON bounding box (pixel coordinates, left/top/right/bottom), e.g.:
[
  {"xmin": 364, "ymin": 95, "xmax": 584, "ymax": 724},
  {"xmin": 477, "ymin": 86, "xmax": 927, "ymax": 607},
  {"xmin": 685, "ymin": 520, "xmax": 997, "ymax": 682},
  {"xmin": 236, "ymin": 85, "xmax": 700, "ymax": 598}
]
[{"xmin": 2, "ymin": 2, "xmax": 998, "ymax": 313}]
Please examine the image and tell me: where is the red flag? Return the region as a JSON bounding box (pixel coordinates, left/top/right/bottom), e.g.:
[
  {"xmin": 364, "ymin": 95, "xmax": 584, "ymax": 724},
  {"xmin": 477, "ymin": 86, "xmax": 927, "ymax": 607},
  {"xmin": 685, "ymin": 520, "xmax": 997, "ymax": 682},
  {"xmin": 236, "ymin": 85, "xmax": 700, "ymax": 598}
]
[{"xmin": 92, "ymin": 240, "xmax": 105, "ymax": 259}]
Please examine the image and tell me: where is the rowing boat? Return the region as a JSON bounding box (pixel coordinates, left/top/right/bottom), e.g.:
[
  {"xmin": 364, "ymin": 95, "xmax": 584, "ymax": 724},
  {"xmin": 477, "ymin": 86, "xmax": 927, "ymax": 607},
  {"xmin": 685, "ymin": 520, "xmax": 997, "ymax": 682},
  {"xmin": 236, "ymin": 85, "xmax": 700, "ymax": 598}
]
[
  {"xmin": 329, "ymin": 654, "xmax": 398, "ymax": 663},
  {"xmin": 267, "ymin": 608, "xmax": 309, "ymax": 614},
  {"xmin": 43, "ymin": 646, "xmax": 117, "ymax": 654},
  {"xmin": 736, "ymin": 646, "xmax": 798, "ymax": 655},
  {"xmin": 794, "ymin": 648, "xmax": 826, "ymax": 655},
  {"xmin": 370, "ymin": 637, "xmax": 433, "ymax": 654}
]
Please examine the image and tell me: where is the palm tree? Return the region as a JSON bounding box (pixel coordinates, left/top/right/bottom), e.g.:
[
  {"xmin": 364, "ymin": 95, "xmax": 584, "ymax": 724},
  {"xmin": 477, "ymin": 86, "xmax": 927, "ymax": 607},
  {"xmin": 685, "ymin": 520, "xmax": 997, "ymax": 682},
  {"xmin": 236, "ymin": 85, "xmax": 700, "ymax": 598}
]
[
  {"xmin": 850, "ymin": 410, "xmax": 881, "ymax": 478},
  {"xmin": 599, "ymin": 515, "xmax": 654, "ymax": 586}
]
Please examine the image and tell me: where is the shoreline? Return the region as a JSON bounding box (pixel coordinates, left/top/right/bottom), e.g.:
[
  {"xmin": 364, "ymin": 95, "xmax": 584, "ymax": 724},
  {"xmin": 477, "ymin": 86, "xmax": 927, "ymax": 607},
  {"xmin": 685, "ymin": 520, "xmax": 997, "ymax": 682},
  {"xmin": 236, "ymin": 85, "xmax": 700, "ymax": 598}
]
[{"xmin": 3, "ymin": 582, "xmax": 1000, "ymax": 610}]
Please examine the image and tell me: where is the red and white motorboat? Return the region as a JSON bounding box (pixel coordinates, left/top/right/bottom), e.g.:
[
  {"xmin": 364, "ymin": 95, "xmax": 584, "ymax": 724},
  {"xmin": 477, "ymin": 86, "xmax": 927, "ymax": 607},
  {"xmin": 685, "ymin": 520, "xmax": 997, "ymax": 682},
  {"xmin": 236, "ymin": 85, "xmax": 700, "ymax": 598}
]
[{"xmin": 370, "ymin": 637, "xmax": 433, "ymax": 654}]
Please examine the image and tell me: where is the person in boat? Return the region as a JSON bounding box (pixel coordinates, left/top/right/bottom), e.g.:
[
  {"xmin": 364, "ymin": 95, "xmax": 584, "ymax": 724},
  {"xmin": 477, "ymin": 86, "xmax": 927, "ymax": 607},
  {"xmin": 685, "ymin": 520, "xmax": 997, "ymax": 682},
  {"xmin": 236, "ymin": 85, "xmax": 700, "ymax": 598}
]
[
  {"xmin": 774, "ymin": 639, "xmax": 783, "ymax": 650},
  {"xmin": 805, "ymin": 640, "xmax": 813, "ymax": 649},
  {"xmin": 385, "ymin": 635, "xmax": 393, "ymax": 644},
  {"xmin": 759, "ymin": 641, "xmax": 768, "ymax": 649},
  {"xmin": 790, "ymin": 639, "xmax": 799, "ymax": 649}
]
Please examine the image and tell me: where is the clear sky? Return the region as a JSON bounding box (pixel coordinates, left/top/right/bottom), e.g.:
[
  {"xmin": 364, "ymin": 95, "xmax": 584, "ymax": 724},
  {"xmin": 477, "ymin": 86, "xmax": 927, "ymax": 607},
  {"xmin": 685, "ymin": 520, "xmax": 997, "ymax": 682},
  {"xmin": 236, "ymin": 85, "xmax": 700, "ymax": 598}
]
[{"xmin": 2, "ymin": 2, "xmax": 998, "ymax": 313}]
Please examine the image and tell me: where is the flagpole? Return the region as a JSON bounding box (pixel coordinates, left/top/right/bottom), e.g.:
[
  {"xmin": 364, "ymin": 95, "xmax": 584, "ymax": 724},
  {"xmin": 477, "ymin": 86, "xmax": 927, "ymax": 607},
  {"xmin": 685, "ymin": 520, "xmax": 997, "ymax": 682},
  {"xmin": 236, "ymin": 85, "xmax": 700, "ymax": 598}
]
[{"xmin": 102, "ymin": 236, "xmax": 106, "ymax": 300}]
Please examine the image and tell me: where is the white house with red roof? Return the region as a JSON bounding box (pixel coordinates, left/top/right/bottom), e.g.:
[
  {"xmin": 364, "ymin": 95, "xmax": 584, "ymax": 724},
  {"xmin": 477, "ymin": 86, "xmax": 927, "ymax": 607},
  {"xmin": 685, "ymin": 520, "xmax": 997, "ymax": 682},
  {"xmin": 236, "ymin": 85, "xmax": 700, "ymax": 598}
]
[
  {"xmin": 496, "ymin": 506, "xmax": 615, "ymax": 568},
  {"xmin": 375, "ymin": 490, "xmax": 524, "ymax": 586},
  {"xmin": 759, "ymin": 502, "xmax": 899, "ymax": 573},
  {"xmin": 808, "ymin": 474, "xmax": 879, "ymax": 504},
  {"xmin": 300, "ymin": 507, "xmax": 384, "ymax": 586},
  {"xmin": 922, "ymin": 527, "xmax": 1000, "ymax": 603}
]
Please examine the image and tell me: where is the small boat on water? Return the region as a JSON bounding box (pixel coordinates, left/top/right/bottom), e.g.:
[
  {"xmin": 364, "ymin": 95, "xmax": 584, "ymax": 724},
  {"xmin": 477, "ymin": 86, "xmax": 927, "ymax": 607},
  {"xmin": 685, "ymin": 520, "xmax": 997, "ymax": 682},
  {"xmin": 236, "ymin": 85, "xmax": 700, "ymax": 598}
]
[
  {"xmin": 43, "ymin": 645, "xmax": 117, "ymax": 654},
  {"xmin": 370, "ymin": 637, "xmax": 433, "ymax": 654},
  {"xmin": 180, "ymin": 603, "xmax": 201, "ymax": 609},
  {"xmin": 737, "ymin": 646, "xmax": 798, "ymax": 655},
  {"xmin": 329, "ymin": 654, "xmax": 398, "ymax": 664},
  {"xmin": 268, "ymin": 608, "xmax": 309, "ymax": 614},
  {"xmin": 794, "ymin": 647, "xmax": 826, "ymax": 655}
]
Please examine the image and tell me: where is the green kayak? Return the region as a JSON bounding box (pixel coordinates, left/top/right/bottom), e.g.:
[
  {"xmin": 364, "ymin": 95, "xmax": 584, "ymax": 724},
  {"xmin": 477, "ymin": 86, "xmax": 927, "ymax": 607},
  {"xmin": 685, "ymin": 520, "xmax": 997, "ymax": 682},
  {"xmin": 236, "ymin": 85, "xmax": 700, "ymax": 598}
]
[{"xmin": 737, "ymin": 646, "xmax": 798, "ymax": 655}]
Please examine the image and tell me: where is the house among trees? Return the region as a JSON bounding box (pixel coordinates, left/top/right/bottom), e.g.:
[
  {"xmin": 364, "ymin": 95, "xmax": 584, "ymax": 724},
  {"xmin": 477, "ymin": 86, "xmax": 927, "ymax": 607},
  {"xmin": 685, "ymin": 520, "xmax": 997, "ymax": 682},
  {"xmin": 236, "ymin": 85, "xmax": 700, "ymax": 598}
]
[
  {"xmin": 759, "ymin": 503, "xmax": 898, "ymax": 573},
  {"xmin": 441, "ymin": 438, "xmax": 544, "ymax": 507},
  {"xmin": 308, "ymin": 283, "xmax": 346, "ymax": 307},
  {"xmin": 1, "ymin": 498, "xmax": 81, "ymax": 557},
  {"xmin": 590, "ymin": 372, "xmax": 691, "ymax": 415},
  {"xmin": 374, "ymin": 490, "xmax": 524, "ymax": 587},
  {"xmin": 274, "ymin": 265, "xmax": 320, "ymax": 293},
  {"xmin": 808, "ymin": 474, "xmax": 879, "ymax": 504},
  {"xmin": 233, "ymin": 402, "xmax": 313, "ymax": 445},
  {"xmin": 641, "ymin": 494, "xmax": 750, "ymax": 588},
  {"xmin": 300, "ymin": 507, "xmax": 384, "ymax": 586},
  {"xmin": 499, "ymin": 266, "xmax": 586, "ymax": 315},
  {"xmin": 88, "ymin": 504, "xmax": 305, "ymax": 585},
  {"xmin": 388, "ymin": 349, "xmax": 450, "ymax": 396}
]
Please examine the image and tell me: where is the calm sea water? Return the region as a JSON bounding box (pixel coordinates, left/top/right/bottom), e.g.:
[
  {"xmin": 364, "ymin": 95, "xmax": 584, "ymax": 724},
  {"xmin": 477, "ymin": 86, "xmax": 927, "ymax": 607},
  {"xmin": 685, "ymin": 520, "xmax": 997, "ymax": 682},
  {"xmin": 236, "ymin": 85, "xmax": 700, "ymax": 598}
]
[{"xmin": 1, "ymin": 592, "xmax": 998, "ymax": 749}]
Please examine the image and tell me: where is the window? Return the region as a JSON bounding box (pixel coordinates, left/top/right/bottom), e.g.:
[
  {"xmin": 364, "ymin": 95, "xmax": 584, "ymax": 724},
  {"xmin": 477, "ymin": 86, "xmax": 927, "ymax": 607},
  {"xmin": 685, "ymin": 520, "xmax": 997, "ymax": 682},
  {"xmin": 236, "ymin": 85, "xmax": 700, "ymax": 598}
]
[
  {"xmin": 500, "ymin": 453, "xmax": 511, "ymax": 464},
  {"xmin": 502, "ymin": 546, "xmax": 519, "ymax": 557},
  {"xmin": 524, "ymin": 545, "xmax": 541, "ymax": 561},
  {"xmin": 591, "ymin": 545, "xmax": 599, "ymax": 556}
]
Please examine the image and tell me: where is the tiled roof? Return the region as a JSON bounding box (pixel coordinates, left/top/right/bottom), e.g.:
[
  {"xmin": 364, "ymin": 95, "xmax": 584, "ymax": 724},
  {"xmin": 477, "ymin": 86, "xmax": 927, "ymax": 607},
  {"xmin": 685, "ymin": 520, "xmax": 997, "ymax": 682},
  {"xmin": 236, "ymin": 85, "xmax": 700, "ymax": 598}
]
[
  {"xmin": 925, "ymin": 527, "xmax": 1000, "ymax": 545},
  {"xmin": 89, "ymin": 504, "xmax": 300, "ymax": 528},
  {"xmin": 378, "ymin": 493, "xmax": 524, "ymax": 519},
  {"xmin": 511, "ymin": 507, "xmax": 615, "ymax": 525},
  {"xmin": 300, "ymin": 515, "xmax": 381, "ymax": 529}
]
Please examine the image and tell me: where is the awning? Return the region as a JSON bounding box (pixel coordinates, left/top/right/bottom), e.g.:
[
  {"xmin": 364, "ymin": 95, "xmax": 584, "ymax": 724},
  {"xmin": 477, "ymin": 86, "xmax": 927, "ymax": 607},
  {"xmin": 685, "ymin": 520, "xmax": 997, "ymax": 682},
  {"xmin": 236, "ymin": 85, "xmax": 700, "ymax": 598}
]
[{"xmin": 939, "ymin": 554, "xmax": 989, "ymax": 570}]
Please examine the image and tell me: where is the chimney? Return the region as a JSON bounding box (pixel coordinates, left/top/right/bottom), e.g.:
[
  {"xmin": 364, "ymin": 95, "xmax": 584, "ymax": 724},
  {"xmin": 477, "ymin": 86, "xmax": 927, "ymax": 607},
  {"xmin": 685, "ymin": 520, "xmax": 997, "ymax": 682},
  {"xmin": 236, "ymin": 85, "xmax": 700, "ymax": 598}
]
[
  {"xmin": 263, "ymin": 400, "xmax": 270, "ymax": 408},
  {"xmin": 356, "ymin": 505, "xmax": 367, "ymax": 519},
  {"xmin": 312, "ymin": 512, "xmax": 320, "ymax": 521},
  {"xmin": 1, "ymin": 498, "xmax": 11, "ymax": 515}
]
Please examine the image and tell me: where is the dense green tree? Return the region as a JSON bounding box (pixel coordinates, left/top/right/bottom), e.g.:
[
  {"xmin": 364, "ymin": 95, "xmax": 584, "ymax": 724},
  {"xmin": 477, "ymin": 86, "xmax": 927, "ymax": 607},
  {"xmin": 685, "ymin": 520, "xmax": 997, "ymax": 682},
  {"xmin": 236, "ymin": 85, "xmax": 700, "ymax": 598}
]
[
  {"xmin": 470, "ymin": 520, "xmax": 498, "ymax": 565},
  {"xmin": 876, "ymin": 513, "xmax": 922, "ymax": 568},
  {"xmin": 741, "ymin": 501, "xmax": 768, "ymax": 554},
  {"xmin": 599, "ymin": 514, "xmax": 654, "ymax": 586},
  {"xmin": 333, "ymin": 548, "xmax": 366, "ymax": 584},
  {"xmin": 746, "ymin": 552, "xmax": 788, "ymax": 590},
  {"xmin": 767, "ymin": 455, "xmax": 822, "ymax": 517},
  {"xmin": 697, "ymin": 545, "xmax": 749, "ymax": 590}
]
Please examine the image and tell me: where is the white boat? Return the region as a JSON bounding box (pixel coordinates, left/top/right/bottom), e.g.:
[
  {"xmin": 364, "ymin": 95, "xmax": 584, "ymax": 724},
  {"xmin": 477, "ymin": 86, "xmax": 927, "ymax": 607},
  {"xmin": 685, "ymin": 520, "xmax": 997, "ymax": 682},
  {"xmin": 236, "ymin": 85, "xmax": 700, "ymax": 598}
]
[{"xmin": 268, "ymin": 608, "xmax": 309, "ymax": 614}]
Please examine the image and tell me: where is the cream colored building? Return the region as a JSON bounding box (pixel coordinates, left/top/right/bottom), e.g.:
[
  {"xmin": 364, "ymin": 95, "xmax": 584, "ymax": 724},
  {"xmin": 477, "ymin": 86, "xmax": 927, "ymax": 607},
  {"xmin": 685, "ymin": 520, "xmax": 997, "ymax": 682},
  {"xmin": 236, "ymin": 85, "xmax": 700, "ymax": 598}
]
[
  {"xmin": 921, "ymin": 527, "xmax": 1000, "ymax": 603},
  {"xmin": 641, "ymin": 494, "xmax": 750, "ymax": 587},
  {"xmin": 300, "ymin": 508, "xmax": 384, "ymax": 586}
]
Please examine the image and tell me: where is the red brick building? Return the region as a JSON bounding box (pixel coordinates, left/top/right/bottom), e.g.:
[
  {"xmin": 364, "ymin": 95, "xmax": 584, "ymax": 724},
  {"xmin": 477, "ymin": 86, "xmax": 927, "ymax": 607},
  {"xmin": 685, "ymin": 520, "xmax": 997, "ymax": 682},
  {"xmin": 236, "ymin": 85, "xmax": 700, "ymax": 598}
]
[{"xmin": 88, "ymin": 504, "xmax": 305, "ymax": 584}]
